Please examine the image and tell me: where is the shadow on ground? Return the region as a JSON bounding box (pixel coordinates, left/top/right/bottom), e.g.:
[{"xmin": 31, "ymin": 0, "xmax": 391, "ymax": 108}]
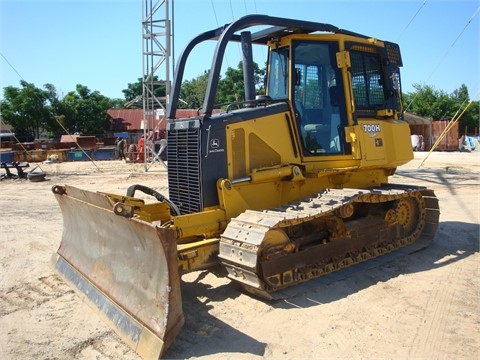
[{"xmin": 165, "ymin": 219, "xmax": 478, "ymax": 358}]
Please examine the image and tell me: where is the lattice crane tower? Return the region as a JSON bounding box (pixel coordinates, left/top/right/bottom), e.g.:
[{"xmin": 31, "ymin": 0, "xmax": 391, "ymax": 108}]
[{"xmin": 142, "ymin": 0, "xmax": 171, "ymax": 170}]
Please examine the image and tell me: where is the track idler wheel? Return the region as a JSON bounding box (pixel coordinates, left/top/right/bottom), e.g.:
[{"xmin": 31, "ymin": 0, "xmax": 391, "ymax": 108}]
[{"xmin": 395, "ymin": 192, "xmax": 425, "ymax": 238}]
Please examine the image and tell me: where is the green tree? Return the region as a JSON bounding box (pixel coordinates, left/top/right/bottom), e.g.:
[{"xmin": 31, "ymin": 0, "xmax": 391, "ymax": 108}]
[
  {"xmin": 42, "ymin": 83, "xmax": 67, "ymax": 137},
  {"xmin": 216, "ymin": 63, "xmax": 246, "ymax": 104},
  {"xmin": 61, "ymin": 84, "xmax": 114, "ymax": 136},
  {"xmin": 404, "ymin": 83, "xmax": 479, "ymax": 135},
  {"xmin": 452, "ymin": 84, "xmax": 470, "ymax": 103},
  {"xmin": 0, "ymin": 81, "xmax": 53, "ymax": 141},
  {"xmin": 176, "ymin": 61, "xmax": 266, "ymax": 110},
  {"xmin": 451, "ymin": 84, "xmax": 478, "ymax": 134},
  {"xmin": 179, "ymin": 70, "xmax": 210, "ymax": 109},
  {"xmin": 216, "ymin": 61, "xmax": 265, "ymax": 105},
  {"xmin": 122, "ymin": 77, "xmax": 143, "ymax": 103},
  {"xmin": 403, "ymin": 84, "xmax": 454, "ymax": 119},
  {"xmin": 122, "ymin": 76, "xmax": 167, "ymax": 105}
]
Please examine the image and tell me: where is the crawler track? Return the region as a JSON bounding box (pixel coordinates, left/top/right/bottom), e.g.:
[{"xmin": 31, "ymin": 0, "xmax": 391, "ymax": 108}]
[{"xmin": 219, "ymin": 184, "xmax": 440, "ymax": 299}]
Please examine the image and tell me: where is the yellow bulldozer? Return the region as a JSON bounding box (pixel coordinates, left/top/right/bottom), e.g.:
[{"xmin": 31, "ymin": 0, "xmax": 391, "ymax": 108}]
[{"xmin": 51, "ymin": 15, "xmax": 440, "ymax": 359}]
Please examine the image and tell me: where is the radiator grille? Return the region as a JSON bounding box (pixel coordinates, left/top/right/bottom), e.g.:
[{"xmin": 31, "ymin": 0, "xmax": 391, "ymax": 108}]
[{"xmin": 167, "ymin": 124, "xmax": 202, "ymax": 214}]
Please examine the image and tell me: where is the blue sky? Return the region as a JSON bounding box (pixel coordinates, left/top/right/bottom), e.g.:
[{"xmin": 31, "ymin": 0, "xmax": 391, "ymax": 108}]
[{"xmin": 1, "ymin": 0, "xmax": 479, "ymax": 101}]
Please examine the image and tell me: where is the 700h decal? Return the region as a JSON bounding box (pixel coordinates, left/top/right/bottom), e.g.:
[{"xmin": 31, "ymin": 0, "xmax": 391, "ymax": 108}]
[
  {"xmin": 362, "ymin": 124, "xmax": 381, "ymax": 133},
  {"xmin": 363, "ymin": 124, "xmax": 382, "ymax": 142}
]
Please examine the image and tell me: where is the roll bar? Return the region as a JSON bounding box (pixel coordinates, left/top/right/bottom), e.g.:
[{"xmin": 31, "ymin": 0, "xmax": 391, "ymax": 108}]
[{"xmin": 166, "ymin": 14, "xmax": 368, "ymax": 119}]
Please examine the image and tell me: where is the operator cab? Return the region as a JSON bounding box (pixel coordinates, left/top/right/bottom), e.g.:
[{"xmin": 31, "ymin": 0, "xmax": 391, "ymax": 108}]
[
  {"xmin": 266, "ymin": 37, "xmax": 402, "ymax": 158},
  {"xmin": 267, "ymin": 40, "xmax": 348, "ymax": 156}
]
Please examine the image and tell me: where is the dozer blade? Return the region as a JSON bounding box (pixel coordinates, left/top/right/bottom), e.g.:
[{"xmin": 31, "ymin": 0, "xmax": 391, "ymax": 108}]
[{"xmin": 51, "ymin": 185, "xmax": 184, "ymax": 359}]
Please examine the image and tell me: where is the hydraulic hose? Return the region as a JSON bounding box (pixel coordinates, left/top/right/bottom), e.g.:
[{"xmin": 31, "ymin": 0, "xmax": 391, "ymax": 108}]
[{"xmin": 126, "ymin": 184, "xmax": 181, "ymax": 216}]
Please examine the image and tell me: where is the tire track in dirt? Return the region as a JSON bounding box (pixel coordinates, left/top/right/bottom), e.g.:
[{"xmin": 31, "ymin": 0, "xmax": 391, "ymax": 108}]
[
  {"xmin": 64, "ymin": 330, "xmax": 114, "ymax": 358},
  {"xmin": 0, "ymin": 274, "xmax": 73, "ymax": 316},
  {"xmin": 408, "ymin": 256, "xmax": 462, "ymax": 357}
]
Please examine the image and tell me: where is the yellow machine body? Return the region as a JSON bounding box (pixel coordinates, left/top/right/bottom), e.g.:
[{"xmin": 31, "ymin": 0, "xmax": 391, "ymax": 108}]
[{"xmin": 52, "ymin": 15, "xmax": 439, "ymax": 359}]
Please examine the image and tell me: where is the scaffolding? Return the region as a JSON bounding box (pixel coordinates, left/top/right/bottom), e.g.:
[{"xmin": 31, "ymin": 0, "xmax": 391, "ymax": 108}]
[{"xmin": 142, "ymin": 0, "xmax": 171, "ymax": 170}]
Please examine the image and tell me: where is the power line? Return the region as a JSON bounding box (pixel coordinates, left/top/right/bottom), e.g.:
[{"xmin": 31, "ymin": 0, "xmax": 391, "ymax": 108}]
[
  {"xmin": 1, "ymin": 52, "xmax": 27, "ymax": 84},
  {"xmin": 404, "ymin": 5, "xmax": 480, "ymax": 112},
  {"xmin": 0, "ymin": 56, "xmax": 49, "ymax": 172},
  {"xmin": 426, "ymin": 5, "xmax": 480, "ymax": 82},
  {"xmin": 210, "ymin": 0, "xmax": 230, "ymax": 69},
  {"xmin": 419, "ymin": 90, "xmax": 480, "ymax": 168},
  {"xmin": 229, "ymin": 0, "xmax": 243, "ymax": 60},
  {"xmin": 396, "ymin": 0, "xmax": 428, "ymax": 41},
  {"xmin": 229, "ymin": 0, "xmax": 235, "ymax": 20},
  {"xmin": 210, "ymin": 0, "xmax": 220, "ymax": 27},
  {"xmin": 0, "ymin": 53, "xmax": 102, "ymax": 173}
]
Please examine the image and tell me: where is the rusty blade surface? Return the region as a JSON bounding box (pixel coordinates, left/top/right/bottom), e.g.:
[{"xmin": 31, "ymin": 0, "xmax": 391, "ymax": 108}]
[{"xmin": 52, "ymin": 185, "xmax": 184, "ymax": 359}]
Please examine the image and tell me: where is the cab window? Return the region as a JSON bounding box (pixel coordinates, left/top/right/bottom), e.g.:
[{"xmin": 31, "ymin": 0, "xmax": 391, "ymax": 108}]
[{"xmin": 292, "ymin": 41, "xmax": 348, "ymax": 156}]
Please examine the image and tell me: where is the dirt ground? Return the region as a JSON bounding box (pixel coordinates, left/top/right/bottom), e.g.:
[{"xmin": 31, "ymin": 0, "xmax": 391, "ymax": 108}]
[{"xmin": 0, "ymin": 151, "xmax": 478, "ymax": 360}]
